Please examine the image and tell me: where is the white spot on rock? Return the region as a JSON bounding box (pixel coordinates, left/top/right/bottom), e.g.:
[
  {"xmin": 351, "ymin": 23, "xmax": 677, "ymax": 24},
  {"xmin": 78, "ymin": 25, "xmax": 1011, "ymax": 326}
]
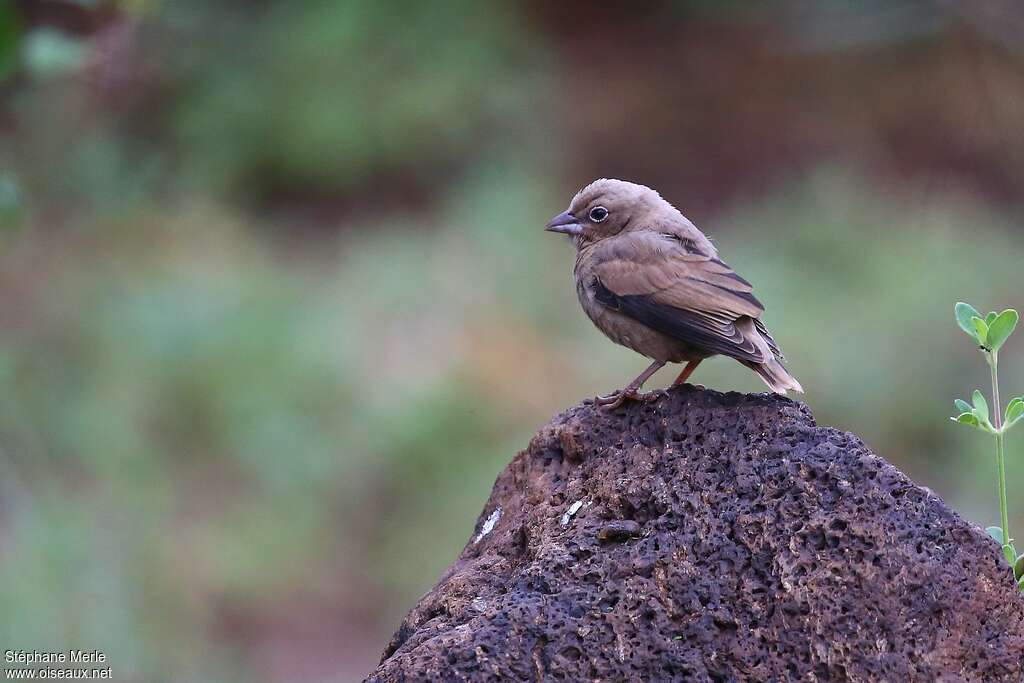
[
  {"xmin": 474, "ymin": 507, "xmax": 501, "ymax": 543},
  {"xmin": 561, "ymin": 500, "xmax": 588, "ymax": 526}
]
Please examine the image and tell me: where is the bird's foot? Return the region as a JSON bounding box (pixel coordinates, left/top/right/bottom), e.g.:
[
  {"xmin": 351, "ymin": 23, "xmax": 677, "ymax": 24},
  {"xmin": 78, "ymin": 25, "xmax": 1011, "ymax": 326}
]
[{"xmin": 594, "ymin": 388, "xmax": 660, "ymax": 409}]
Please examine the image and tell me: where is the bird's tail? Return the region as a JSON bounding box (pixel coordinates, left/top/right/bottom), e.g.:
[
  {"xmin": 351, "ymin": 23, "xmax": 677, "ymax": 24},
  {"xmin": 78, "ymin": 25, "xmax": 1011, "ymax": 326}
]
[
  {"xmin": 738, "ymin": 317, "xmax": 803, "ymax": 394},
  {"xmin": 742, "ymin": 357, "xmax": 803, "ymax": 394}
]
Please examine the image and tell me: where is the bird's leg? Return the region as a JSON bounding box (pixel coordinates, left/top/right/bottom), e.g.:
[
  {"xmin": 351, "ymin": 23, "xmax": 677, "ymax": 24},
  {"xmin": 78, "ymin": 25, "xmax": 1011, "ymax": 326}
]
[
  {"xmin": 595, "ymin": 360, "xmax": 666, "ymax": 409},
  {"xmin": 671, "ymin": 359, "xmax": 703, "ymax": 387}
]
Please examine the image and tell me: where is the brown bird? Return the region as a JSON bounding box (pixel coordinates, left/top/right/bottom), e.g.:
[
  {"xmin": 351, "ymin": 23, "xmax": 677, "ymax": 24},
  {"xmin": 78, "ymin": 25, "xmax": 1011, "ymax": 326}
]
[{"xmin": 545, "ymin": 178, "xmax": 802, "ymax": 408}]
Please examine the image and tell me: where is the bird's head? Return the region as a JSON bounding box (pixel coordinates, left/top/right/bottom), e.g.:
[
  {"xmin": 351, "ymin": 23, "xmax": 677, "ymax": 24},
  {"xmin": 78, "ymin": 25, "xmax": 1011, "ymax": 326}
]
[{"xmin": 544, "ymin": 178, "xmax": 671, "ymax": 245}]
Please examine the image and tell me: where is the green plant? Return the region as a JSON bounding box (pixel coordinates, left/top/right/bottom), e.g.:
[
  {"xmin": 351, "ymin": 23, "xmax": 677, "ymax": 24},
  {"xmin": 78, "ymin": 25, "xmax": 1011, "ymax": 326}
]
[{"xmin": 951, "ymin": 302, "xmax": 1024, "ymax": 587}]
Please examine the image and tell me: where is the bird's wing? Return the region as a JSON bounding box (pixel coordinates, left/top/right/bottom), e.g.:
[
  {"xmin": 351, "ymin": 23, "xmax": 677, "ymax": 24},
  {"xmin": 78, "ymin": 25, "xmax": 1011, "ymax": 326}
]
[{"xmin": 590, "ymin": 231, "xmax": 771, "ymax": 363}]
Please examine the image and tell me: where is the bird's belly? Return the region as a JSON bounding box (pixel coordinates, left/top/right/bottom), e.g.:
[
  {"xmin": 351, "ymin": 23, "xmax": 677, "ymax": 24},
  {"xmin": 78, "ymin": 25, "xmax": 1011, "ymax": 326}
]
[{"xmin": 577, "ymin": 283, "xmax": 699, "ymax": 363}]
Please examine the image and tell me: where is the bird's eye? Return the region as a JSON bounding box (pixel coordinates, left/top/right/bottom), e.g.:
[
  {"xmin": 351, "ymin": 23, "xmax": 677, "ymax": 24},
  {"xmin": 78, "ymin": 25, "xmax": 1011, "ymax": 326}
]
[{"xmin": 589, "ymin": 206, "xmax": 609, "ymax": 222}]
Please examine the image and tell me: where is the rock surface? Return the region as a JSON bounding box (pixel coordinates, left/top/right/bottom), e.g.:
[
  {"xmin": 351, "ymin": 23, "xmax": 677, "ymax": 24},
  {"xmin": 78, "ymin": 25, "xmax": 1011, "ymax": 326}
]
[{"xmin": 367, "ymin": 387, "xmax": 1024, "ymax": 682}]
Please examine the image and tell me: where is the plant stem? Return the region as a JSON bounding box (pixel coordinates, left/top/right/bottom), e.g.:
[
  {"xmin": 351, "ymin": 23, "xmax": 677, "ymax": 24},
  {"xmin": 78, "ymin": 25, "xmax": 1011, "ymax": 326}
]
[
  {"xmin": 991, "ymin": 351, "xmax": 1002, "ymax": 431},
  {"xmin": 997, "ymin": 431, "xmax": 1009, "ymax": 545},
  {"xmin": 990, "ymin": 351, "xmax": 1011, "ymax": 546}
]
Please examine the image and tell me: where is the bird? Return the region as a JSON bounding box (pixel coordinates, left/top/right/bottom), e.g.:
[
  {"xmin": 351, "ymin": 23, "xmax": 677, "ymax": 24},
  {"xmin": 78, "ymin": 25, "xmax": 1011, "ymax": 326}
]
[{"xmin": 545, "ymin": 178, "xmax": 802, "ymax": 408}]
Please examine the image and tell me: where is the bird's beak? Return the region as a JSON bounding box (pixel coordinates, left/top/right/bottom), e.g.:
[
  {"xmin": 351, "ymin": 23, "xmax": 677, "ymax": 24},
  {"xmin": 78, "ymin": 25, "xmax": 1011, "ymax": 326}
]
[{"xmin": 544, "ymin": 210, "xmax": 583, "ymax": 236}]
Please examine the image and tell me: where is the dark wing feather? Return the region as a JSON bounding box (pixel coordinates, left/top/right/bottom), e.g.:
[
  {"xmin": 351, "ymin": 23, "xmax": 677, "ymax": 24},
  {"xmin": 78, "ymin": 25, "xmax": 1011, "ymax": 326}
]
[
  {"xmin": 593, "ymin": 280, "xmax": 765, "ymax": 361},
  {"xmin": 591, "ymin": 231, "xmax": 771, "ymax": 363}
]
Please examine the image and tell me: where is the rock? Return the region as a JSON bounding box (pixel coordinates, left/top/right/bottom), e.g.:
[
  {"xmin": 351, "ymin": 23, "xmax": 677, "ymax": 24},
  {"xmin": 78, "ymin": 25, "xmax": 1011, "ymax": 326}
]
[
  {"xmin": 366, "ymin": 386, "xmax": 1024, "ymax": 682},
  {"xmin": 596, "ymin": 519, "xmax": 640, "ymax": 542}
]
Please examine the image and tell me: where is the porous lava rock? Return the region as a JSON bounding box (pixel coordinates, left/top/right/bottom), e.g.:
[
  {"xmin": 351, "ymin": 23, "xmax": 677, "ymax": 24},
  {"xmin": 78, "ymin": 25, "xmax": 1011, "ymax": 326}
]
[{"xmin": 367, "ymin": 387, "xmax": 1024, "ymax": 682}]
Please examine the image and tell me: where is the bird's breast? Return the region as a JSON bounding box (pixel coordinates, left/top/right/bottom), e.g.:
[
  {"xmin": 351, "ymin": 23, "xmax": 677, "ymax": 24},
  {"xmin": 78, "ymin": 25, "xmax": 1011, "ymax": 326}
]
[{"xmin": 573, "ymin": 268, "xmax": 699, "ymax": 364}]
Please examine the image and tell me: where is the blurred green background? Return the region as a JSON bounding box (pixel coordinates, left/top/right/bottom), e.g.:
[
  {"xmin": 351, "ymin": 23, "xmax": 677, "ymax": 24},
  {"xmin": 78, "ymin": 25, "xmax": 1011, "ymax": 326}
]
[{"xmin": 2, "ymin": 1, "xmax": 1024, "ymax": 680}]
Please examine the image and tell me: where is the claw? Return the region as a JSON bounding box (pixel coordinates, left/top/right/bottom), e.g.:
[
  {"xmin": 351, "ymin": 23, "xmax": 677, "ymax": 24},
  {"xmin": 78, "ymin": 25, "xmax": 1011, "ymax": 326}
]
[
  {"xmin": 593, "ymin": 359, "xmax": 668, "ymax": 410},
  {"xmin": 595, "ymin": 389, "xmax": 660, "ymax": 409},
  {"xmin": 593, "ymin": 391, "xmax": 624, "ymax": 407}
]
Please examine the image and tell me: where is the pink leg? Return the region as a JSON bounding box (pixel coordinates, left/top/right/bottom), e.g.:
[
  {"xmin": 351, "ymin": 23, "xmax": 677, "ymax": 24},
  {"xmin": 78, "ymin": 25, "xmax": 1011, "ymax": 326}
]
[
  {"xmin": 595, "ymin": 360, "xmax": 666, "ymax": 409},
  {"xmin": 671, "ymin": 359, "xmax": 703, "ymax": 387}
]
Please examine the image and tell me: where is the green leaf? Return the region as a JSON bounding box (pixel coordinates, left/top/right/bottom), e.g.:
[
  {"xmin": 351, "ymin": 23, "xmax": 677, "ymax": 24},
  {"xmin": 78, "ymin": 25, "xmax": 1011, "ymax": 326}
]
[
  {"xmin": 1004, "ymin": 544, "xmax": 1016, "ymax": 564},
  {"xmin": 952, "ymin": 412, "xmax": 979, "ymax": 428},
  {"xmin": 987, "ymin": 526, "xmax": 1006, "ymax": 544},
  {"xmin": 987, "ymin": 309, "xmax": 1019, "ymax": 352},
  {"xmin": 1017, "ymin": 574, "xmax": 1024, "ymax": 591},
  {"xmin": 973, "ymin": 390, "xmax": 989, "ymax": 423},
  {"xmin": 954, "ymin": 398, "xmax": 972, "ymax": 414},
  {"xmin": 1006, "ymin": 398, "xmax": 1024, "ymax": 427},
  {"xmin": 1014, "ymin": 554, "xmax": 1024, "ymax": 580},
  {"xmin": 986, "ymin": 312, "xmax": 999, "ymax": 326},
  {"xmin": 956, "ymin": 303, "xmax": 982, "ymax": 342},
  {"xmin": 972, "ymin": 317, "xmax": 990, "ymax": 348}
]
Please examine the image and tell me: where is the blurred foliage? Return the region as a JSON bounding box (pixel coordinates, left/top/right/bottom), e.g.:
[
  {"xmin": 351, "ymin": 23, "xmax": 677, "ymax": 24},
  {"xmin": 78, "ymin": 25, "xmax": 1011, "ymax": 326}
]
[
  {"xmin": 169, "ymin": 0, "xmax": 544, "ymax": 199},
  {"xmin": 1, "ymin": 1, "xmax": 547, "ymax": 218},
  {"xmin": 0, "ymin": 173, "xmax": 22, "ymax": 230},
  {"xmin": 3, "ymin": 0, "xmax": 1024, "ymax": 681},
  {"xmin": 21, "ymin": 27, "xmax": 85, "ymax": 77},
  {"xmin": 0, "ymin": 0, "xmax": 19, "ymax": 80}
]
